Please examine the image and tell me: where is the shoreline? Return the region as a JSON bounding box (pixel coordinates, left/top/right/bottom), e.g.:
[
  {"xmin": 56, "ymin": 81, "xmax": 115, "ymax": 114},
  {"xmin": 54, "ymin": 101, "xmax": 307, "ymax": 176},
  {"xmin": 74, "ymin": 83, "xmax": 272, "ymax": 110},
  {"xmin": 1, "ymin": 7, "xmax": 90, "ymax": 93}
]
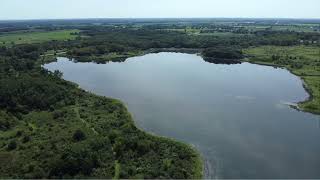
[
  {"xmin": 61, "ymin": 49, "xmax": 319, "ymax": 116},
  {"xmin": 242, "ymin": 59, "xmax": 320, "ymax": 115},
  {"xmin": 41, "ymin": 56, "xmax": 205, "ymax": 179},
  {"xmin": 42, "ymin": 49, "xmax": 318, "ymax": 178},
  {"xmin": 119, "ymin": 102, "xmax": 204, "ymax": 179}
]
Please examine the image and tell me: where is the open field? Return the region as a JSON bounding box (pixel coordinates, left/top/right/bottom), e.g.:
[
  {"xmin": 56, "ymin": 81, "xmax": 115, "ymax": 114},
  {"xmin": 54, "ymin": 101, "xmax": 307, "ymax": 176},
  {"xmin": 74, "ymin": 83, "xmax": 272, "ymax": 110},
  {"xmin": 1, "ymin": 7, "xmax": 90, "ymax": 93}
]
[
  {"xmin": 243, "ymin": 25, "xmax": 320, "ymax": 32},
  {"xmin": 0, "ymin": 30, "xmax": 80, "ymax": 45},
  {"xmin": 244, "ymin": 45, "xmax": 320, "ymax": 114}
]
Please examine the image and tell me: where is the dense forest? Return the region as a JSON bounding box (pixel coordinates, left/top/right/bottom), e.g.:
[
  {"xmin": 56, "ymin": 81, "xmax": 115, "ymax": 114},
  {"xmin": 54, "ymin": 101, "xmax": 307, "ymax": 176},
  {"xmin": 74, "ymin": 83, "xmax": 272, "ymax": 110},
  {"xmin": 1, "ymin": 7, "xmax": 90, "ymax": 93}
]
[
  {"xmin": 0, "ymin": 29, "xmax": 202, "ymax": 179},
  {"xmin": 0, "ymin": 19, "xmax": 319, "ymax": 178}
]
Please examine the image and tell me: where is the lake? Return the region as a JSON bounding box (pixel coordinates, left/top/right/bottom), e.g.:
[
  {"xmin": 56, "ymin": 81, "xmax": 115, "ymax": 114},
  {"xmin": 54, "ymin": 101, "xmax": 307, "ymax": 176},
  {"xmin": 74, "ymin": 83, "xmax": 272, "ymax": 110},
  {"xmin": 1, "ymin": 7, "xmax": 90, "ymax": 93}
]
[{"xmin": 44, "ymin": 53, "xmax": 320, "ymax": 179}]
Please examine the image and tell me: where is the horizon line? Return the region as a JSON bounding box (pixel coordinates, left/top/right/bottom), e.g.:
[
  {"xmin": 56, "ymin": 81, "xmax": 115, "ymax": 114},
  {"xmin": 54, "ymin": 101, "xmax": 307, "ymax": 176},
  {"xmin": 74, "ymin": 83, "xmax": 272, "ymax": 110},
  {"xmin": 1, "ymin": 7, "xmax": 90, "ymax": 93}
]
[{"xmin": 1, "ymin": 17, "xmax": 320, "ymax": 22}]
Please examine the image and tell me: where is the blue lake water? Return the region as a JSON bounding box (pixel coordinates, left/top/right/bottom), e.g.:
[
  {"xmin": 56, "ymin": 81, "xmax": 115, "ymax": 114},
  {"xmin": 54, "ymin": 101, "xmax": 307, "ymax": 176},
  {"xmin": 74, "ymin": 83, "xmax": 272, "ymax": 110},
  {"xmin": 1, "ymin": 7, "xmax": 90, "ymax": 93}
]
[{"xmin": 44, "ymin": 53, "xmax": 320, "ymax": 179}]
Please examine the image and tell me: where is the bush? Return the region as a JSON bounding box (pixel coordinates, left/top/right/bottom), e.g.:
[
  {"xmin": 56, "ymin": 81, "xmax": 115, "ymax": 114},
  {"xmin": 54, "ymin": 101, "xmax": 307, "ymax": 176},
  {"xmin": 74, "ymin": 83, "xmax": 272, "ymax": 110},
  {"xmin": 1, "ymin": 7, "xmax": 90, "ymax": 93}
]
[
  {"xmin": 0, "ymin": 111, "xmax": 15, "ymax": 130},
  {"xmin": 22, "ymin": 135, "xmax": 31, "ymax": 143},
  {"xmin": 73, "ymin": 130, "xmax": 86, "ymax": 141},
  {"xmin": 16, "ymin": 130, "xmax": 23, "ymax": 137},
  {"xmin": 53, "ymin": 110, "xmax": 65, "ymax": 119},
  {"xmin": 7, "ymin": 140, "xmax": 17, "ymax": 150},
  {"xmin": 203, "ymin": 47, "xmax": 243, "ymax": 59}
]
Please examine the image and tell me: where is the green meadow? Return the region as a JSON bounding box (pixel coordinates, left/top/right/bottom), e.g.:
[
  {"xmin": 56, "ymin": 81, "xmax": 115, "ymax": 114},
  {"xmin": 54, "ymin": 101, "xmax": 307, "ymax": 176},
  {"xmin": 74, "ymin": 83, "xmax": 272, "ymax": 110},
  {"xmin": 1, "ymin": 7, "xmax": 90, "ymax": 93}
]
[{"xmin": 0, "ymin": 30, "xmax": 80, "ymax": 45}]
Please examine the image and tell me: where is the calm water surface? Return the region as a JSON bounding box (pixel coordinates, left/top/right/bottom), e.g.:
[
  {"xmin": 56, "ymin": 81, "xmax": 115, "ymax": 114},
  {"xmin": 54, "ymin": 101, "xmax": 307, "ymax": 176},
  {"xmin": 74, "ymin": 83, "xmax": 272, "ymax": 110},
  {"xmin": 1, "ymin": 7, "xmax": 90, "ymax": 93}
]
[{"xmin": 44, "ymin": 53, "xmax": 320, "ymax": 179}]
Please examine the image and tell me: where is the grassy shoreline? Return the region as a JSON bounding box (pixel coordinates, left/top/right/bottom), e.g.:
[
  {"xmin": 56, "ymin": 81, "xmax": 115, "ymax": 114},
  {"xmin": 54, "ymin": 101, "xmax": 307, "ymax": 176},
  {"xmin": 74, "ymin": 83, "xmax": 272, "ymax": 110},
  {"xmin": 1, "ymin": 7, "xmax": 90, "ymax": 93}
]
[
  {"xmin": 244, "ymin": 45, "xmax": 320, "ymax": 115},
  {"xmin": 243, "ymin": 59, "xmax": 317, "ymax": 113}
]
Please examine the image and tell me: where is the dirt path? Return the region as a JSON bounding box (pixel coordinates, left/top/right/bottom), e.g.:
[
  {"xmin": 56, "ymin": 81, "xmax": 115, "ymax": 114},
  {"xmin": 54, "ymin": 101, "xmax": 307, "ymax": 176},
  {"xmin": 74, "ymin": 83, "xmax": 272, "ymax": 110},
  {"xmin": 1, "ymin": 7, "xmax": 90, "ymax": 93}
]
[{"xmin": 73, "ymin": 105, "xmax": 99, "ymax": 135}]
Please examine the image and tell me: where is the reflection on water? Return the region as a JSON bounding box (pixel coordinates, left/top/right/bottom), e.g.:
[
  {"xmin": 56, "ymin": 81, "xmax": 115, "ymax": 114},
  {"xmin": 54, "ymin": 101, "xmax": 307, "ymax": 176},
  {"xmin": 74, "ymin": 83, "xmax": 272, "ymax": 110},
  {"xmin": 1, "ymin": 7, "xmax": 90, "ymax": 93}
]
[{"xmin": 44, "ymin": 53, "xmax": 320, "ymax": 179}]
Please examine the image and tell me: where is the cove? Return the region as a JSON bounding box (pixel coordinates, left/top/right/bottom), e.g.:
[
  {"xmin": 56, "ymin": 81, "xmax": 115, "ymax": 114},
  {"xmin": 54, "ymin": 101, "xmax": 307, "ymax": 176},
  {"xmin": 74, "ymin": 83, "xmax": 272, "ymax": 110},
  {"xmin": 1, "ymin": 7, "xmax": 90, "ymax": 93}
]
[{"xmin": 44, "ymin": 53, "xmax": 320, "ymax": 179}]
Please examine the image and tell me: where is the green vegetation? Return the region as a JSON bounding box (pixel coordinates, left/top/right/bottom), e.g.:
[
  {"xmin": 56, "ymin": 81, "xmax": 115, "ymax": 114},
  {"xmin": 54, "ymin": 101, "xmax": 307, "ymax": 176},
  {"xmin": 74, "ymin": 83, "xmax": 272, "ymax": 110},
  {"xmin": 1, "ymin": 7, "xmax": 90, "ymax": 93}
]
[
  {"xmin": 69, "ymin": 51, "xmax": 144, "ymax": 64},
  {"xmin": 202, "ymin": 46, "xmax": 243, "ymax": 64},
  {"xmin": 0, "ymin": 30, "xmax": 80, "ymax": 45},
  {"xmin": 244, "ymin": 45, "xmax": 320, "ymax": 114},
  {"xmin": 64, "ymin": 25, "xmax": 318, "ymax": 64},
  {"xmin": 0, "ymin": 88, "xmax": 202, "ymax": 178},
  {"xmin": 0, "ymin": 27, "xmax": 203, "ymax": 179},
  {"xmin": 0, "ymin": 18, "xmax": 319, "ymax": 178}
]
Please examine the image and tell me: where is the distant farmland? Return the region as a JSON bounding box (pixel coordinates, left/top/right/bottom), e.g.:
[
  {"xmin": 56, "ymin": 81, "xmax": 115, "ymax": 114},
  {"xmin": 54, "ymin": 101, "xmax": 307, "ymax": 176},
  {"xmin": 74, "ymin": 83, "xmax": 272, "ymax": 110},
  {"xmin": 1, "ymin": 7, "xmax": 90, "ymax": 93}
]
[{"xmin": 0, "ymin": 29, "xmax": 80, "ymax": 45}]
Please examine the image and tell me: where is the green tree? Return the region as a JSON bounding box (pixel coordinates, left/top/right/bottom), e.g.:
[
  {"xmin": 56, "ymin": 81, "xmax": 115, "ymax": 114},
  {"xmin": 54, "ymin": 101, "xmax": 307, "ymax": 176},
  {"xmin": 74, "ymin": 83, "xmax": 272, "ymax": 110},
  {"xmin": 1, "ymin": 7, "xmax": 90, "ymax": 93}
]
[{"xmin": 73, "ymin": 130, "xmax": 86, "ymax": 141}]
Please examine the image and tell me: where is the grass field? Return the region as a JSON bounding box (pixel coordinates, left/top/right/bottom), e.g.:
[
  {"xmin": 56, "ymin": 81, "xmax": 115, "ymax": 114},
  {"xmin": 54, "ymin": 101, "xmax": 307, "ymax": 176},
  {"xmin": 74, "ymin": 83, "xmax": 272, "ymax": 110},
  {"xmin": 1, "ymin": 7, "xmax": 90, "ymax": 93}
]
[
  {"xmin": 0, "ymin": 30, "xmax": 80, "ymax": 45},
  {"xmin": 244, "ymin": 45, "xmax": 320, "ymax": 114},
  {"xmin": 242, "ymin": 25, "xmax": 320, "ymax": 33},
  {"xmin": 271, "ymin": 25, "xmax": 317, "ymax": 32}
]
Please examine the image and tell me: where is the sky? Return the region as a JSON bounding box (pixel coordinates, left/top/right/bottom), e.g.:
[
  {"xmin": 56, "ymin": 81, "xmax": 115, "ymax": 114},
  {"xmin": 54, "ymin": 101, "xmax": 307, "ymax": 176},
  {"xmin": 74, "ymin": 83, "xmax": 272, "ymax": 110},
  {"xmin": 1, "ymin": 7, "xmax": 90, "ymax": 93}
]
[{"xmin": 0, "ymin": 0, "xmax": 319, "ymax": 20}]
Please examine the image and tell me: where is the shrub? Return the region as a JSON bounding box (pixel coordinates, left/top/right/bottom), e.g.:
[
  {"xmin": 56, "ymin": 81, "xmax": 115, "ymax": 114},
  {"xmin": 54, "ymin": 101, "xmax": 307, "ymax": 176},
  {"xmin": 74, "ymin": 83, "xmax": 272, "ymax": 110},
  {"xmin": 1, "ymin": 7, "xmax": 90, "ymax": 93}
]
[
  {"xmin": 7, "ymin": 140, "xmax": 17, "ymax": 150},
  {"xmin": 22, "ymin": 135, "xmax": 31, "ymax": 143},
  {"xmin": 73, "ymin": 130, "xmax": 86, "ymax": 141}
]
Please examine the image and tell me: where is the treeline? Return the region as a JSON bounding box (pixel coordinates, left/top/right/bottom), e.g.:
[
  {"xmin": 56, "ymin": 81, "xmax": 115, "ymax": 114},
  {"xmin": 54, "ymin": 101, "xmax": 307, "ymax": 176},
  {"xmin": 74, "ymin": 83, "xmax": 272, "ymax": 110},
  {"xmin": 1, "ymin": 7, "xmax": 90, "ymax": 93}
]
[
  {"xmin": 202, "ymin": 46, "xmax": 243, "ymax": 59},
  {"xmin": 0, "ymin": 72, "xmax": 76, "ymax": 113},
  {"xmin": 63, "ymin": 25, "xmax": 319, "ymax": 63},
  {"xmin": 0, "ymin": 43, "xmax": 77, "ymax": 117},
  {"xmin": 202, "ymin": 46, "xmax": 243, "ymax": 64},
  {"xmin": 0, "ymin": 24, "xmax": 309, "ymax": 64}
]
